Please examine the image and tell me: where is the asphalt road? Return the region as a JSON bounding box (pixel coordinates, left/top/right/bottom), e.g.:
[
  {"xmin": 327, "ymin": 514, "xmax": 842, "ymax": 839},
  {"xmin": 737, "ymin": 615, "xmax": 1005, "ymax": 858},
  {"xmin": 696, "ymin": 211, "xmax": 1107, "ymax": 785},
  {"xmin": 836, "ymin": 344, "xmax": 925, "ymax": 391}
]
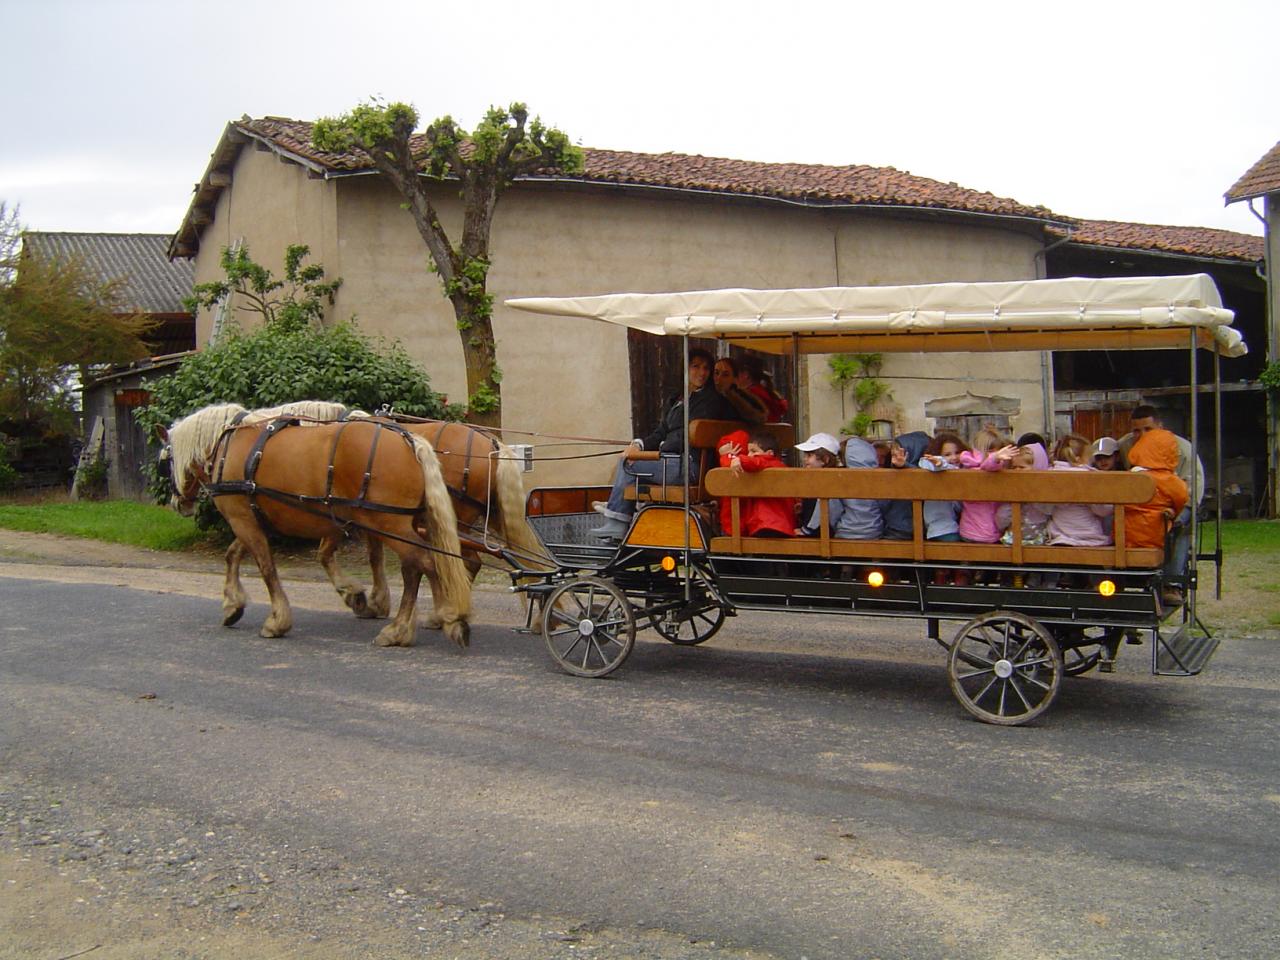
[{"xmin": 3, "ymin": 574, "xmax": 1279, "ymax": 959}]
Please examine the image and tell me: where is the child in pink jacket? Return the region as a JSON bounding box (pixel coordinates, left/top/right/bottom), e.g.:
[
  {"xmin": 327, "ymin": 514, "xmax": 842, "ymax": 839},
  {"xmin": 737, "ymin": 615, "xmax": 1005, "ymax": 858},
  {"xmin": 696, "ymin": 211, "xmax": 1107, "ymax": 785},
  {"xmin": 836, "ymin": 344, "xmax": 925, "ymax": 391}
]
[{"xmin": 958, "ymin": 428, "xmax": 1018, "ymax": 543}]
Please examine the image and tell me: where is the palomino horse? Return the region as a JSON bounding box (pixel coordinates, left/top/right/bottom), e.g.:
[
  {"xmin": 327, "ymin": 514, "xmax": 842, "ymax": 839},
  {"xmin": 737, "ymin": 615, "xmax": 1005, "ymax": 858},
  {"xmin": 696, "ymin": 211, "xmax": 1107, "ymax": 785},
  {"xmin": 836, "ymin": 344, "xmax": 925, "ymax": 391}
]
[
  {"xmin": 162, "ymin": 403, "xmax": 472, "ymax": 647},
  {"xmin": 213, "ymin": 402, "xmax": 548, "ymax": 632}
]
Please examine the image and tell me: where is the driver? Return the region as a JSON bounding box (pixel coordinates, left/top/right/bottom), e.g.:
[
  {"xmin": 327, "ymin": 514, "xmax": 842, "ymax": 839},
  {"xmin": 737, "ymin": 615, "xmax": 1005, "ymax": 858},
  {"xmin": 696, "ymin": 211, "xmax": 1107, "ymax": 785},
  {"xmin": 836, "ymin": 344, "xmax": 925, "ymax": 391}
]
[{"xmin": 589, "ymin": 348, "xmax": 739, "ymax": 540}]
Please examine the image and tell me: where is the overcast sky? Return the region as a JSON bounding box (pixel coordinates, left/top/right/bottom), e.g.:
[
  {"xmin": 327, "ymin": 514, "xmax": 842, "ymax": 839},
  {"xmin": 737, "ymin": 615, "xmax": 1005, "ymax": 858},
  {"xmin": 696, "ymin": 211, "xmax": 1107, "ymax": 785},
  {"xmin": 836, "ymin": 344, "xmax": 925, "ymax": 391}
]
[{"xmin": 4, "ymin": 0, "xmax": 1276, "ymax": 239}]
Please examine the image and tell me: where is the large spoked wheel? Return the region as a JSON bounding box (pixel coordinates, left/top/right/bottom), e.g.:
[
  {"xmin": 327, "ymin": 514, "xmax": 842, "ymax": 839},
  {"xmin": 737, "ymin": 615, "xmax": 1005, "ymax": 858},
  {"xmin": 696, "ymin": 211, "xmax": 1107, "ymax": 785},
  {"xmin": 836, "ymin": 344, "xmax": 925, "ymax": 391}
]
[
  {"xmin": 541, "ymin": 577, "xmax": 636, "ymax": 678},
  {"xmin": 652, "ymin": 600, "xmax": 726, "ymax": 646},
  {"xmin": 948, "ymin": 611, "xmax": 1062, "ymax": 726}
]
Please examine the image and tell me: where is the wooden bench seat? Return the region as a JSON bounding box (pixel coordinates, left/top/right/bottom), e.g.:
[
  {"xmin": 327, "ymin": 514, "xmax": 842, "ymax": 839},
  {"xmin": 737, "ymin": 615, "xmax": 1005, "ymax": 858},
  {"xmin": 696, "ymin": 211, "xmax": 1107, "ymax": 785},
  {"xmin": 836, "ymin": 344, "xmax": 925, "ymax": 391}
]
[{"xmin": 703, "ymin": 466, "xmax": 1164, "ymax": 570}]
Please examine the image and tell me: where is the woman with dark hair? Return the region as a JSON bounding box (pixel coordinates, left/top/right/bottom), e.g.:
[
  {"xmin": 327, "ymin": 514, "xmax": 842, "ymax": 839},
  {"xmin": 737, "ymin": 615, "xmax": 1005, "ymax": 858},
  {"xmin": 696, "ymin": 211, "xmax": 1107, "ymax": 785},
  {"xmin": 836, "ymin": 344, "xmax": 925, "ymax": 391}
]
[
  {"xmin": 735, "ymin": 355, "xmax": 789, "ymax": 422},
  {"xmin": 713, "ymin": 355, "xmax": 768, "ymax": 423},
  {"xmin": 589, "ymin": 348, "xmax": 740, "ymax": 540}
]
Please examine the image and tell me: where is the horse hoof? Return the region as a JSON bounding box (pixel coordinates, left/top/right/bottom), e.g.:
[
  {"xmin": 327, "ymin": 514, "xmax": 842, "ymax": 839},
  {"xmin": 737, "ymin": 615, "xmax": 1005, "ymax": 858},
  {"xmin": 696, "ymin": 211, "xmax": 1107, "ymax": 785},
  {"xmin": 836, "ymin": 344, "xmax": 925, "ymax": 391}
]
[
  {"xmin": 374, "ymin": 625, "xmax": 413, "ymax": 647},
  {"xmin": 223, "ymin": 607, "xmax": 244, "ymax": 627},
  {"xmin": 421, "ymin": 612, "xmax": 443, "ymax": 630},
  {"xmin": 444, "ymin": 620, "xmax": 470, "ymax": 649},
  {"xmin": 347, "ymin": 592, "xmax": 375, "ymax": 619}
]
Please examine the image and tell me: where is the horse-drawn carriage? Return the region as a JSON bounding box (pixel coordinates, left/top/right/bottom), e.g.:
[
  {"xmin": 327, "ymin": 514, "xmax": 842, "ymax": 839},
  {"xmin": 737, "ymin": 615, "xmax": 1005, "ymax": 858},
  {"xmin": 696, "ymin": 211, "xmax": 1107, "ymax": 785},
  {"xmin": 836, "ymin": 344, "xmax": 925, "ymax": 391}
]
[{"xmin": 505, "ymin": 274, "xmax": 1245, "ymax": 725}]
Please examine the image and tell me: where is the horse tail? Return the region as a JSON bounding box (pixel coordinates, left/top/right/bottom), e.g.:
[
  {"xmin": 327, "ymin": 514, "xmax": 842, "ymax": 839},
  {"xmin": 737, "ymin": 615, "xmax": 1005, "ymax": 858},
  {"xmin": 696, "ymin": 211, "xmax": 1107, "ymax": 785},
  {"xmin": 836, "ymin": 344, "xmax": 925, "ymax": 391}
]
[
  {"xmin": 407, "ymin": 434, "xmax": 473, "ymax": 620},
  {"xmin": 493, "ymin": 442, "xmax": 552, "ymax": 571}
]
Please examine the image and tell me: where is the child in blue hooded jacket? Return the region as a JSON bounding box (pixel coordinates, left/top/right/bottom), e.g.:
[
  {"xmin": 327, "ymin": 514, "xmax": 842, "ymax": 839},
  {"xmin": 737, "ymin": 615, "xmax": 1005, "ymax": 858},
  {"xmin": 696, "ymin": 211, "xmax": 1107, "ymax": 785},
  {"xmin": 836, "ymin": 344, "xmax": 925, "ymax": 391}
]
[{"xmin": 798, "ymin": 436, "xmax": 888, "ymax": 540}]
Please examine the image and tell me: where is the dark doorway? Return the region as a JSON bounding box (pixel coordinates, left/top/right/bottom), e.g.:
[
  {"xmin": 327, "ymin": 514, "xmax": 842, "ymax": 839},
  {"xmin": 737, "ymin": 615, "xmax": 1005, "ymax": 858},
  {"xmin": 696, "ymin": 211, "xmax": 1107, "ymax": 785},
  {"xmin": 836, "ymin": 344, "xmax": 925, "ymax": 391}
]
[{"xmin": 626, "ymin": 331, "xmax": 795, "ymax": 435}]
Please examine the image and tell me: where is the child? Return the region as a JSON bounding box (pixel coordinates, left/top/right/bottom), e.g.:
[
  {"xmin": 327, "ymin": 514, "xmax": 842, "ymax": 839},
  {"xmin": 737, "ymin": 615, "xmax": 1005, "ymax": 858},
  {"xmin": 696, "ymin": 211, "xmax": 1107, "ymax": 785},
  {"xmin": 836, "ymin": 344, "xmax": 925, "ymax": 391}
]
[
  {"xmin": 882, "ymin": 432, "xmax": 930, "ymax": 540},
  {"xmin": 716, "ymin": 428, "xmax": 752, "ymax": 535},
  {"xmin": 1042, "ymin": 433, "xmax": 1112, "ymax": 547},
  {"xmin": 957, "ymin": 428, "xmax": 1018, "ymax": 544},
  {"xmin": 725, "ymin": 430, "xmax": 796, "ymax": 537},
  {"xmin": 794, "ymin": 432, "xmax": 842, "ymax": 535},
  {"xmin": 827, "ymin": 437, "xmax": 887, "ymax": 540},
  {"xmin": 996, "ymin": 442, "xmax": 1051, "ymax": 546},
  {"xmin": 1124, "ymin": 429, "xmax": 1189, "ymax": 606},
  {"xmin": 920, "ymin": 432, "xmax": 969, "ymax": 584}
]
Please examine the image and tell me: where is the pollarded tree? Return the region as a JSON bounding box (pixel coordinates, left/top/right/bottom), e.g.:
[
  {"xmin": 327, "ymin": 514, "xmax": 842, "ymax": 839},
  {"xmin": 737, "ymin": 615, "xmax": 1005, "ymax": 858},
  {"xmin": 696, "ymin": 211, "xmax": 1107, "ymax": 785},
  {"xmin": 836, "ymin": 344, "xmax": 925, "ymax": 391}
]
[{"xmin": 311, "ymin": 102, "xmax": 584, "ymax": 428}]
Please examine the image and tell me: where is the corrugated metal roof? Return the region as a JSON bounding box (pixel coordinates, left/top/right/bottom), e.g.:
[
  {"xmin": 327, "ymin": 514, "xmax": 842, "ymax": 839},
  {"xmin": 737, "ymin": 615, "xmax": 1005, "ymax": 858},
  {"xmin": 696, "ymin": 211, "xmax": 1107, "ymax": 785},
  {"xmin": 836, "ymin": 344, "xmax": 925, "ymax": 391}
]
[
  {"xmin": 1225, "ymin": 141, "xmax": 1280, "ymax": 203},
  {"xmin": 22, "ymin": 232, "xmax": 194, "ymax": 314}
]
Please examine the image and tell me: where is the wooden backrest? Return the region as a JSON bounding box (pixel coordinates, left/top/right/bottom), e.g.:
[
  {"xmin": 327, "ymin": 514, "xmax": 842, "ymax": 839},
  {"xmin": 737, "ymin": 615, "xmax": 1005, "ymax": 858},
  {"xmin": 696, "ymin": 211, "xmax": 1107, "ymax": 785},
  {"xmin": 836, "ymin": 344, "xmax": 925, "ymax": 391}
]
[{"xmin": 703, "ymin": 467, "xmax": 1156, "ymax": 503}]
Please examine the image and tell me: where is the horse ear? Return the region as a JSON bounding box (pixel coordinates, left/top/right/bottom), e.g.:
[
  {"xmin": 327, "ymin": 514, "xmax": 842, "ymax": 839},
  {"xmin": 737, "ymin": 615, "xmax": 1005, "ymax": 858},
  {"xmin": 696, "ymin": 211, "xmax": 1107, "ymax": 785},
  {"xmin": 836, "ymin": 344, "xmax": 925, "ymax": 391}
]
[{"xmin": 155, "ymin": 424, "xmax": 170, "ymax": 443}]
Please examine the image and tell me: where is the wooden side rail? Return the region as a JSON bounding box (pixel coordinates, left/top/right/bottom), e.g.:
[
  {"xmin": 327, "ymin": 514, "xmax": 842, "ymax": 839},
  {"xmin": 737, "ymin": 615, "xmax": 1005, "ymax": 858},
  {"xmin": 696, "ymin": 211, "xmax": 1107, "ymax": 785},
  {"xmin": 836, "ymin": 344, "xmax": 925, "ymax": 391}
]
[
  {"xmin": 704, "ymin": 467, "xmax": 1161, "ymax": 569},
  {"xmin": 623, "ymin": 420, "xmax": 796, "ymax": 505}
]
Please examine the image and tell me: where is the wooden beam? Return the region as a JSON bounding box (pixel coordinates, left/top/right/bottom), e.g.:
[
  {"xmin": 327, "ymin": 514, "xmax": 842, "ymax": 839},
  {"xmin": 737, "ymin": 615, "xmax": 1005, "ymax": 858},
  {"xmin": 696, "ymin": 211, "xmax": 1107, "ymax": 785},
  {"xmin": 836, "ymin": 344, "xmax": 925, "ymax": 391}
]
[{"xmin": 208, "ymin": 170, "xmax": 232, "ymax": 187}]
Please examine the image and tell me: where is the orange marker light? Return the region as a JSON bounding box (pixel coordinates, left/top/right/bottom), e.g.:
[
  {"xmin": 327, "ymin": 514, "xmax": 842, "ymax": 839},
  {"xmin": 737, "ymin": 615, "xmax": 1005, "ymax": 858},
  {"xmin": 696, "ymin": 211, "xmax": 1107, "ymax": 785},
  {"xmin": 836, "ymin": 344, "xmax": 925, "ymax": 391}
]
[
  {"xmin": 661, "ymin": 555, "xmax": 677, "ymax": 572},
  {"xmin": 867, "ymin": 570, "xmax": 885, "ymax": 588},
  {"xmin": 1098, "ymin": 579, "xmax": 1116, "ymax": 597}
]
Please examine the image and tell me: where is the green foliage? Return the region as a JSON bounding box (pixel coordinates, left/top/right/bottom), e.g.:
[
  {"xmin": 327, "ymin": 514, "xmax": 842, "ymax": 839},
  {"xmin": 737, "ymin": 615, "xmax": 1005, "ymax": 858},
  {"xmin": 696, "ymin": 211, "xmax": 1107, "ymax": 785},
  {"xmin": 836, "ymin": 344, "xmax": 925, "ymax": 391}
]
[
  {"xmin": 185, "ymin": 243, "xmax": 341, "ymax": 334},
  {"xmin": 74, "ymin": 455, "xmax": 108, "ymax": 500},
  {"xmin": 1259, "ymin": 361, "xmax": 1280, "ymax": 392},
  {"xmin": 853, "ymin": 378, "xmax": 887, "ymax": 408},
  {"xmin": 846, "ymin": 413, "xmax": 874, "ymax": 437},
  {"xmin": 468, "ymin": 380, "xmax": 500, "ymax": 415},
  {"xmin": 0, "ymin": 499, "xmax": 205, "ymax": 550},
  {"xmin": 828, "ymin": 353, "xmax": 889, "ymax": 433},
  {"xmin": 0, "ymin": 443, "xmax": 18, "ymax": 491},
  {"xmin": 1, "ymin": 201, "xmax": 155, "ymax": 438}
]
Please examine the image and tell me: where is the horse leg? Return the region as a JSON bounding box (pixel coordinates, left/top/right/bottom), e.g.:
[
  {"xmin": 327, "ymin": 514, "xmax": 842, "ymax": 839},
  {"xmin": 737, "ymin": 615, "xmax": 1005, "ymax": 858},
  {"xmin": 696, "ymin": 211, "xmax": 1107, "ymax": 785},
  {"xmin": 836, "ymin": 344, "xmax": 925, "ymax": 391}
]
[
  {"xmin": 417, "ymin": 553, "xmax": 472, "ymax": 648},
  {"xmin": 366, "ymin": 535, "xmax": 391, "ymax": 618},
  {"xmin": 231, "ymin": 522, "xmax": 292, "ymax": 638},
  {"xmin": 374, "ymin": 558, "xmax": 422, "ymax": 648},
  {"xmin": 420, "ymin": 552, "xmax": 481, "ymax": 630},
  {"xmin": 317, "ymin": 534, "xmax": 377, "ymax": 619},
  {"xmin": 222, "ymin": 539, "xmax": 248, "ymax": 626}
]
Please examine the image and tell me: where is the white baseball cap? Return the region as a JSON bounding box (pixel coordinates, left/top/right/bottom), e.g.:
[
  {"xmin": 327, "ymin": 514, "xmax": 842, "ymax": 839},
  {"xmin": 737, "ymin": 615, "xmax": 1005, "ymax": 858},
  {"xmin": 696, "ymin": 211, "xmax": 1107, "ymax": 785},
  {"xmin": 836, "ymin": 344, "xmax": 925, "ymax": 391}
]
[
  {"xmin": 795, "ymin": 432, "xmax": 840, "ymax": 456},
  {"xmin": 1089, "ymin": 436, "xmax": 1120, "ymax": 458}
]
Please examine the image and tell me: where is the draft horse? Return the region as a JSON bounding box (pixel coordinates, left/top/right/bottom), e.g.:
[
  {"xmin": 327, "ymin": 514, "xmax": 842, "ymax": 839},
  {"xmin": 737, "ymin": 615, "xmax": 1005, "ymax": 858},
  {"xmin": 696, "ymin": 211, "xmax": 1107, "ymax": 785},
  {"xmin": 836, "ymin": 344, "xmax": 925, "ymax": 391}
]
[
  {"xmin": 217, "ymin": 402, "xmax": 550, "ymax": 632},
  {"xmin": 161, "ymin": 403, "xmax": 472, "ymax": 648}
]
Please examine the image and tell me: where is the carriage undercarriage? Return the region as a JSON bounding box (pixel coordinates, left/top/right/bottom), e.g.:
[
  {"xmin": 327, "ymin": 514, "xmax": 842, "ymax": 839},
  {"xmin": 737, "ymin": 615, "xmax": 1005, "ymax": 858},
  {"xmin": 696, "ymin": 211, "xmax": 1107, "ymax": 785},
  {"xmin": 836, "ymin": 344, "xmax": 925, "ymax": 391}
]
[{"xmin": 514, "ymin": 501, "xmax": 1216, "ymax": 726}]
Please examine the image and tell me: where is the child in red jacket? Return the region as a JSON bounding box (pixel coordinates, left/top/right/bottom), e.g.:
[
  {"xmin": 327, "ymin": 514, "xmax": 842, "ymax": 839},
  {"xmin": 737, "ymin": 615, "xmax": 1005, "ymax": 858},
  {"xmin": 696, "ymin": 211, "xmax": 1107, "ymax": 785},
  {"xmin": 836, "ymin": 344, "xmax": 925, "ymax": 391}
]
[{"xmin": 720, "ymin": 430, "xmax": 796, "ymax": 537}]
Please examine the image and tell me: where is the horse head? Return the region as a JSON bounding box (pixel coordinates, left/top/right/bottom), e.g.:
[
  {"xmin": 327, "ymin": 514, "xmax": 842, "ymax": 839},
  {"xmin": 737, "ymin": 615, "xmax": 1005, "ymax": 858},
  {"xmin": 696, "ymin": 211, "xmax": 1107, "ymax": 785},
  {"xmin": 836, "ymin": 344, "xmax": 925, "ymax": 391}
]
[{"xmin": 160, "ymin": 403, "xmax": 248, "ymax": 515}]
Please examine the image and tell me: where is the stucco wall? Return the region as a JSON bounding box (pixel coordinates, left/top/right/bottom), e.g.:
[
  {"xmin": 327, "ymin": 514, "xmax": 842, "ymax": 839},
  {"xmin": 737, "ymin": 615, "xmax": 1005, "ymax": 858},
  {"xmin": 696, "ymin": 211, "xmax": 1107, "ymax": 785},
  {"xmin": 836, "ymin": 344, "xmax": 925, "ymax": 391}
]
[
  {"xmin": 189, "ymin": 154, "xmax": 1049, "ymax": 485},
  {"xmin": 192, "ymin": 146, "xmax": 336, "ymax": 342}
]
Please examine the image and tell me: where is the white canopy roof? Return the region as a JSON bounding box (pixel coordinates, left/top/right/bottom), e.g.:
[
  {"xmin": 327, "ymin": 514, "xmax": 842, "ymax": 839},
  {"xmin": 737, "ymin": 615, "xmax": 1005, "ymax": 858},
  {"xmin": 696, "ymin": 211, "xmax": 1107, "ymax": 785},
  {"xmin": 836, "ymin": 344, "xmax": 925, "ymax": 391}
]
[{"xmin": 507, "ymin": 274, "xmax": 1245, "ymax": 357}]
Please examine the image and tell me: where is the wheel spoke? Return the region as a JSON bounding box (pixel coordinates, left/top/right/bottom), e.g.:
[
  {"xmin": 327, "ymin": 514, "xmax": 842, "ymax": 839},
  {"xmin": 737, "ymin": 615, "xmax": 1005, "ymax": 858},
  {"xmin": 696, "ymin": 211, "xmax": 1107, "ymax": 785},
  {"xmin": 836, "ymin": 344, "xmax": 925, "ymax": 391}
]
[
  {"xmin": 1007, "ymin": 675, "xmax": 1035, "ymax": 712},
  {"xmin": 953, "ymin": 667, "xmax": 995, "ymax": 682}
]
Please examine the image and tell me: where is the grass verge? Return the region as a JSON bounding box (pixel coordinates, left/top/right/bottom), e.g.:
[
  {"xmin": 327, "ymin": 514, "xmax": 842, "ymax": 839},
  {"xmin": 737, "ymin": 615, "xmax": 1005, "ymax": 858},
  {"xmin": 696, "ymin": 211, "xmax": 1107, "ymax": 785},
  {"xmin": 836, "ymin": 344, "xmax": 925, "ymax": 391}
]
[
  {"xmin": 1195, "ymin": 520, "xmax": 1280, "ymax": 637},
  {"xmin": 0, "ymin": 499, "xmax": 206, "ymax": 551}
]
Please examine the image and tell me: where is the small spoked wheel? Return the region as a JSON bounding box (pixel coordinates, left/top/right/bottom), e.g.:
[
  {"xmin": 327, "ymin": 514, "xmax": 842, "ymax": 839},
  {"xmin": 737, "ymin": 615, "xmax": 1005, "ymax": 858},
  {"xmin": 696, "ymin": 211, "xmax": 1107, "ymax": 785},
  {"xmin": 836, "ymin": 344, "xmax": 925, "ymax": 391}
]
[
  {"xmin": 541, "ymin": 577, "xmax": 636, "ymax": 678},
  {"xmin": 948, "ymin": 611, "xmax": 1062, "ymax": 725},
  {"xmin": 652, "ymin": 601, "xmax": 726, "ymax": 646}
]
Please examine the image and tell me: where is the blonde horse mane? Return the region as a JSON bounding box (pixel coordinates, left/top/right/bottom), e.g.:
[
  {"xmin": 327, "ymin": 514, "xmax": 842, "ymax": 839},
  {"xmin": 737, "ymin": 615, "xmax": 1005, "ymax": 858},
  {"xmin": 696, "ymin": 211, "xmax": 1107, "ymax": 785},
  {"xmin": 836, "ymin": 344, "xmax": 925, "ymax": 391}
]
[
  {"xmin": 407, "ymin": 434, "xmax": 473, "ymax": 620},
  {"xmin": 167, "ymin": 403, "xmax": 249, "ymax": 492}
]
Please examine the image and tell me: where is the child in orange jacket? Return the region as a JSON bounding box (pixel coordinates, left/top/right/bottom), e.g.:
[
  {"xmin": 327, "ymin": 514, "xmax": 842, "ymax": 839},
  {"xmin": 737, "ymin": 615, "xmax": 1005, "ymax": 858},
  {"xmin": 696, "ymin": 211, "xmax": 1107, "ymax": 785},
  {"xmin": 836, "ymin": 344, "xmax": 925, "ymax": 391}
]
[{"xmin": 1123, "ymin": 429, "xmax": 1189, "ymax": 550}]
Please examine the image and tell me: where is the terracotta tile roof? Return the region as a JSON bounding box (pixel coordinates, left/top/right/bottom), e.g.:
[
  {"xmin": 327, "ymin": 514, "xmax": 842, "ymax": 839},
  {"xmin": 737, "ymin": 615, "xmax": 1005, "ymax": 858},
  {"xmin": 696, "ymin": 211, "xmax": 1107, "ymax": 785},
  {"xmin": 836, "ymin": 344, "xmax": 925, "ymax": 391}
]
[
  {"xmin": 234, "ymin": 116, "xmax": 1061, "ymax": 222},
  {"xmin": 1051, "ymin": 219, "xmax": 1263, "ymax": 264},
  {"xmin": 1226, "ymin": 141, "xmax": 1280, "ymax": 203},
  {"xmin": 23, "ymin": 232, "xmax": 194, "ymax": 313}
]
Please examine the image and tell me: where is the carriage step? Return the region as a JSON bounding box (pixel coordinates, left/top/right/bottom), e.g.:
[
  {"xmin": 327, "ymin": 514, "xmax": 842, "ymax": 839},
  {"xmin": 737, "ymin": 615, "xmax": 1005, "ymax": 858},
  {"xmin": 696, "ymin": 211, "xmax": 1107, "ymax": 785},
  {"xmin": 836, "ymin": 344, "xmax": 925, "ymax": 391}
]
[{"xmin": 1154, "ymin": 624, "xmax": 1220, "ymax": 676}]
